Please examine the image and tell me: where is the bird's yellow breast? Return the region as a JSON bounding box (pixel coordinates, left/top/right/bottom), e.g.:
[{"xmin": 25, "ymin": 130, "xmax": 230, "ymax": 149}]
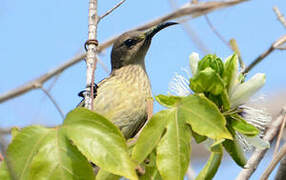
[{"xmin": 93, "ymin": 64, "xmax": 152, "ymax": 138}]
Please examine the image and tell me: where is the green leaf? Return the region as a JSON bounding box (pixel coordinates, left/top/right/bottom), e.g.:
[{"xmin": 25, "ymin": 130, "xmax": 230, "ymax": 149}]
[
  {"xmin": 29, "ymin": 128, "xmax": 94, "ymax": 180},
  {"xmin": 231, "ymin": 114, "xmax": 259, "ymax": 137},
  {"xmin": 223, "ymin": 54, "xmax": 238, "ymax": 91},
  {"xmin": 191, "ymin": 128, "xmax": 207, "ymax": 144},
  {"xmin": 220, "ymin": 89, "xmax": 230, "ymax": 111},
  {"xmin": 190, "ymin": 68, "xmax": 225, "ymax": 95},
  {"xmin": 198, "ymin": 54, "xmax": 224, "ymax": 76},
  {"xmin": 0, "ymin": 161, "xmax": 11, "ymax": 180},
  {"xmin": 179, "ymin": 95, "xmax": 233, "ymax": 140},
  {"xmin": 96, "ymin": 170, "xmax": 120, "ymax": 180},
  {"xmin": 196, "ymin": 144, "xmax": 223, "ymax": 180},
  {"xmin": 11, "ymin": 127, "xmax": 20, "ymax": 141},
  {"xmin": 155, "ymin": 95, "xmax": 181, "ymax": 108},
  {"xmin": 140, "ymin": 151, "xmax": 162, "ymax": 180},
  {"xmin": 223, "ymin": 139, "xmax": 246, "ymax": 167},
  {"xmin": 62, "ymin": 108, "xmax": 138, "ymax": 180},
  {"xmin": 7, "ymin": 125, "xmax": 94, "ymax": 180},
  {"xmin": 156, "ymin": 109, "xmax": 192, "ymax": 180},
  {"xmin": 7, "ymin": 126, "xmax": 50, "ymax": 179},
  {"xmin": 132, "ymin": 109, "xmax": 173, "ymax": 163}
]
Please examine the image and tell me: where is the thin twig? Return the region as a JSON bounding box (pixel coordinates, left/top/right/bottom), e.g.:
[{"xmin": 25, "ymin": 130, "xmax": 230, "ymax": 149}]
[
  {"xmin": 243, "ymin": 34, "xmax": 286, "ymax": 74},
  {"xmin": 276, "ymin": 45, "xmax": 286, "ymax": 50},
  {"xmin": 0, "ymin": 53, "xmax": 85, "ymax": 103},
  {"xmin": 204, "ymin": 15, "xmax": 231, "ymax": 49},
  {"xmin": 273, "ymin": 6, "xmax": 286, "ymax": 29},
  {"xmin": 168, "ymin": 0, "xmax": 210, "ymax": 54},
  {"xmin": 274, "ymin": 114, "xmax": 286, "ymax": 156},
  {"xmin": 99, "ymin": 0, "xmax": 126, "ymax": 21},
  {"xmin": 0, "ymin": 0, "xmax": 247, "ymax": 104},
  {"xmin": 236, "ymin": 107, "xmax": 286, "ymax": 180},
  {"xmin": 261, "ymin": 143, "xmax": 286, "ymax": 180},
  {"xmin": 39, "ymin": 86, "xmax": 65, "ymax": 119}
]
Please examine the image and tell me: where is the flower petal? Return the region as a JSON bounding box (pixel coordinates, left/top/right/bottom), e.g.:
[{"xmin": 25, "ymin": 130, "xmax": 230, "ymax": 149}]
[
  {"xmin": 189, "ymin": 52, "xmax": 200, "ymax": 76},
  {"xmin": 230, "ymin": 73, "xmax": 266, "ymax": 107}
]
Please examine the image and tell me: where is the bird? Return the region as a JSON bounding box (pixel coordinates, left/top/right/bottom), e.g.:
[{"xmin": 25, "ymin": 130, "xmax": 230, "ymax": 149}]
[{"xmin": 78, "ymin": 22, "xmax": 178, "ymax": 139}]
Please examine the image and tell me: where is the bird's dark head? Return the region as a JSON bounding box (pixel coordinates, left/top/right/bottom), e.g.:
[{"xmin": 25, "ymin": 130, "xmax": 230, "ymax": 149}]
[{"xmin": 111, "ymin": 22, "xmax": 178, "ymax": 70}]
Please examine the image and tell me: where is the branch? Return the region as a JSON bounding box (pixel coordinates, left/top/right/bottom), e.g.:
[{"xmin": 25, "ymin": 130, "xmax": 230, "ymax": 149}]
[
  {"xmin": 243, "ymin": 34, "xmax": 286, "ymax": 74},
  {"xmin": 0, "ymin": 0, "xmax": 247, "ymax": 103},
  {"xmin": 275, "ymin": 155, "xmax": 286, "ymax": 180},
  {"xmin": 273, "ymin": 6, "xmax": 286, "ymax": 29},
  {"xmin": 99, "ymin": 0, "xmax": 126, "ymax": 21},
  {"xmin": 261, "ymin": 142, "xmax": 286, "ymax": 180},
  {"xmin": 0, "ymin": 53, "xmax": 85, "ymax": 103},
  {"xmin": 273, "ymin": 113, "xmax": 286, "ymax": 156},
  {"xmin": 204, "ymin": 15, "xmax": 230, "ymax": 48},
  {"xmin": 168, "ymin": 0, "xmax": 210, "ymax": 54},
  {"xmin": 39, "ymin": 86, "xmax": 65, "ymax": 119},
  {"xmin": 84, "ymin": 0, "xmax": 99, "ymax": 110},
  {"xmin": 236, "ymin": 107, "xmax": 286, "ymax": 180}
]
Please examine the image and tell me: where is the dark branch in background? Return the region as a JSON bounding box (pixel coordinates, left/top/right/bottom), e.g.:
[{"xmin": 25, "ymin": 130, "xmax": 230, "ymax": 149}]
[
  {"xmin": 275, "ymin": 155, "xmax": 286, "ymax": 180},
  {"xmin": 0, "ymin": 0, "xmax": 248, "ymax": 104},
  {"xmin": 243, "ymin": 34, "xmax": 286, "ymax": 74},
  {"xmin": 273, "ymin": 113, "xmax": 286, "ymax": 156},
  {"xmin": 261, "ymin": 141, "xmax": 286, "ymax": 180},
  {"xmin": 243, "ymin": 6, "xmax": 286, "ymax": 74},
  {"xmin": 236, "ymin": 107, "xmax": 286, "ymax": 180}
]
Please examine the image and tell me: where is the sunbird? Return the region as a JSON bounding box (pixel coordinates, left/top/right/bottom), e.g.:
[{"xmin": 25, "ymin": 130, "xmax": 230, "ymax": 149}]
[{"xmin": 79, "ymin": 22, "xmax": 177, "ymax": 139}]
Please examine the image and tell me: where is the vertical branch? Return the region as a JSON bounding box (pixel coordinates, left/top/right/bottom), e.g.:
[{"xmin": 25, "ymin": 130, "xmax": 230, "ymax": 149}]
[{"xmin": 85, "ymin": 0, "xmax": 99, "ymax": 110}]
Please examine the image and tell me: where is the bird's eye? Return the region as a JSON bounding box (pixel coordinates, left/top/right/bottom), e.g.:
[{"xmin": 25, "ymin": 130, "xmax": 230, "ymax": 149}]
[{"xmin": 124, "ymin": 39, "xmax": 137, "ymax": 48}]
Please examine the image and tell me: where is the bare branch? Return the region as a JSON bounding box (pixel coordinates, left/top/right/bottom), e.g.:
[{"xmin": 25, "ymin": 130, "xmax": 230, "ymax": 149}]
[
  {"xmin": 261, "ymin": 142, "xmax": 286, "ymax": 180},
  {"xmin": 39, "ymin": 86, "xmax": 65, "ymax": 119},
  {"xmin": 274, "ymin": 114, "xmax": 286, "ymax": 156},
  {"xmin": 273, "ymin": 6, "xmax": 286, "ymax": 29},
  {"xmin": 236, "ymin": 107, "xmax": 286, "ymax": 180},
  {"xmin": 275, "ymin": 155, "xmax": 286, "ymax": 180},
  {"xmin": 99, "ymin": 0, "xmax": 126, "ymax": 21},
  {"xmin": 0, "ymin": 0, "xmax": 247, "ymax": 104},
  {"xmin": 168, "ymin": 0, "xmax": 210, "ymax": 54},
  {"xmin": 243, "ymin": 34, "xmax": 286, "ymax": 74},
  {"xmin": 0, "ymin": 53, "xmax": 85, "ymax": 103},
  {"xmin": 204, "ymin": 15, "xmax": 230, "ymax": 48}
]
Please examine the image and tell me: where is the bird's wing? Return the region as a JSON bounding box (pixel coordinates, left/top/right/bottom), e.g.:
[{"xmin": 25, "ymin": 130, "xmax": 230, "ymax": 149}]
[{"xmin": 76, "ymin": 77, "xmax": 110, "ymax": 108}]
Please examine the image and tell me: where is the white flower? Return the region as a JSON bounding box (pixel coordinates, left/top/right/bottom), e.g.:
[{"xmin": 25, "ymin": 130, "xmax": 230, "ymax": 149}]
[
  {"xmin": 168, "ymin": 71, "xmax": 191, "ymax": 96},
  {"xmin": 236, "ymin": 105, "xmax": 271, "ymax": 151},
  {"xmin": 230, "ymin": 73, "xmax": 266, "ymax": 108},
  {"xmin": 189, "ymin": 52, "xmax": 200, "ymax": 76}
]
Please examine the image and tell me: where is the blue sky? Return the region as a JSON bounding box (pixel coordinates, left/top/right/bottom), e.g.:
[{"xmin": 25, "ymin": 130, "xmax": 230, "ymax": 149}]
[{"xmin": 1, "ymin": 0, "xmax": 285, "ymax": 179}]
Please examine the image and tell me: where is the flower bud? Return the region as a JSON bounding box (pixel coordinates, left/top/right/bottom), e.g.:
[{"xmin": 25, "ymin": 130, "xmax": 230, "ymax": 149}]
[
  {"xmin": 189, "ymin": 52, "xmax": 200, "ymax": 76},
  {"xmin": 198, "ymin": 54, "xmax": 224, "ymax": 76}
]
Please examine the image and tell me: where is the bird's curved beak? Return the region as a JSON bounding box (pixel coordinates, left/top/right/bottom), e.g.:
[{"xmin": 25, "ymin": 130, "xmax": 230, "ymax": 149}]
[{"xmin": 145, "ymin": 22, "xmax": 178, "ymax": 39}]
